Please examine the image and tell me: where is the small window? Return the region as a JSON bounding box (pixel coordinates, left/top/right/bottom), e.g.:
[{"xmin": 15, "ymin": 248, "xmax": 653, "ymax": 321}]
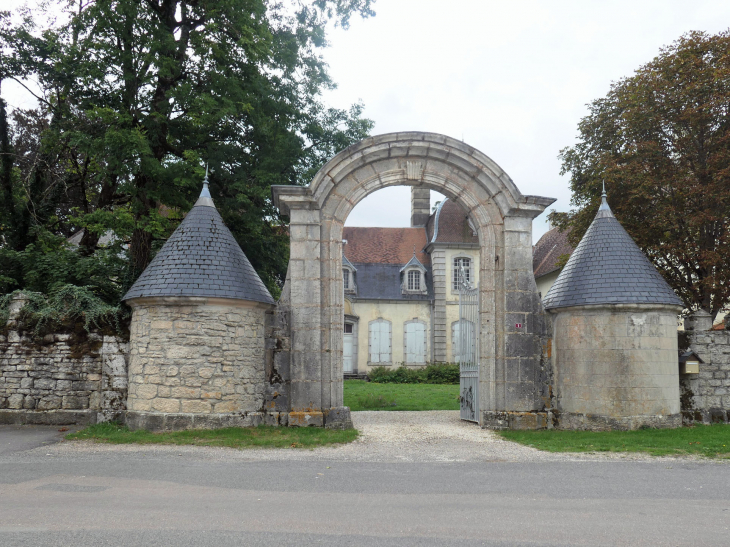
[
  {"xmin": 407, "ymin": 270, "xmax": 420, "ymax": 291},
  {"xmin": 343, "ymin": 269, "xmax": 349, "ymax": 289},
  {"xmin": 453, "ymin": 257, "xmax": 471, "ymax": 290},
  {"xmin": 344, "ymin": 323, "xmax": 353, "ymax": 334}
]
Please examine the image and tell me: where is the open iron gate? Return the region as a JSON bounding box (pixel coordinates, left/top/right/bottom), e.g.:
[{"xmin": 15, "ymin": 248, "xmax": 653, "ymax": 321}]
[{"xmin": 458, "ymin": 267, "xmax": 479, "ymax": 422}]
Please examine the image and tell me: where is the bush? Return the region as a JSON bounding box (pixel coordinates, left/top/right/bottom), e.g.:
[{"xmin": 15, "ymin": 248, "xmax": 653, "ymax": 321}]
[{"xmin": 368, "ymin": 363, "xmax": 460, "ymax": 385}]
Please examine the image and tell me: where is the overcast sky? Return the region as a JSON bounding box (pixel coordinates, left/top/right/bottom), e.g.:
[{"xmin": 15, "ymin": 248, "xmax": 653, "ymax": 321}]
[
  {"xmin": 322, "ymin": 0, "xmax": 730, "ymax": 241},
  {"xmin": 3, "ymin": 0, "xmax": 730, "ymax": 242}
]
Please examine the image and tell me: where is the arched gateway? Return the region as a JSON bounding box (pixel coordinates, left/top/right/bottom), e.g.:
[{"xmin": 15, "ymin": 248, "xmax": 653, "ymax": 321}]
[{"xmin": 272, "ymin": 132, "xmax": 556, "ymax": 429}]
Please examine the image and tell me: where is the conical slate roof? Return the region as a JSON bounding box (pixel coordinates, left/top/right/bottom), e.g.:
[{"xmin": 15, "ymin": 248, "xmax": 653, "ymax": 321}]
[
  {"xmin": 123, "ymin": 179, "xmax": 275, "ymax": 305},
  {"xmin": 542, "ymin": 191, "xmax": 682, "ymax": 310}
]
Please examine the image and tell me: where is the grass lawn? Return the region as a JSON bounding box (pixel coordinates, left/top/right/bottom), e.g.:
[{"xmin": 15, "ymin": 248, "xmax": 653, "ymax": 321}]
[
  {"xmin": 498, "ymin": 424, "xmax": 730, "ymax": 458},
  {"xmin": 344, "ymin": 379, "xmax": 460, "ymax": 411},
  {"xmin": 66, "ymin": 422, "xmax": 358, "ymax": 449}
]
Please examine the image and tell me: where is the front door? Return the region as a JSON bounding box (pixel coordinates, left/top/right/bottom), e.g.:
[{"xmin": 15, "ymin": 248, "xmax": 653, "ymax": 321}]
[{"xmin": 343, "ymin": 323, "xmax": 354, "ymax": 374}]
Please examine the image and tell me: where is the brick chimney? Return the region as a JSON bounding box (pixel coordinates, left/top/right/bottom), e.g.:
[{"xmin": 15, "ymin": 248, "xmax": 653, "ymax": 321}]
[{"xmin": 411, "ymin": 187, "xmax": 430, "ymax": 227}]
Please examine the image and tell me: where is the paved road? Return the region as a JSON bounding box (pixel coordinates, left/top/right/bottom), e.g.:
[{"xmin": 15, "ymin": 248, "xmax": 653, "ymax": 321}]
[
  {"xmin": 0, "ymin": 424, "xmax": 73, "ymax": 456},
  {"xmin": 1, "ymin": 440, "xmax": 729, "ymax": 544}
]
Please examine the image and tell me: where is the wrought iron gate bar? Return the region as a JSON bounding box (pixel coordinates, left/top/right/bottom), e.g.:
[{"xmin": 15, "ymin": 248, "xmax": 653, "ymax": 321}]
[{"xmin": 458, "ymin": 266, "xmax": 479, "ymax": 423}]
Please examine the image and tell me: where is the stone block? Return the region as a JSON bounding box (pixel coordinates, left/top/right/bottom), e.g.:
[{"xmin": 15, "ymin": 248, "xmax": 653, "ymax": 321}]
[
  {"xmin": 171, "ymin": 386, "xmax": 200, "ymax": 399},
  {"xmin": 151, "ymin": 398, "xmax": 181, "ymax": 413},
  {"xmin": 180, "ymin": 400, "xmax": 212, "ymax": 413},
  {"xmin": 37, "ymin": 395, "xmax": 62, "ymax": 410},
  {"xmin": 7, "ymin": 394, "xmax": 24, "ymax": 409},
  {"xmin": 288, "ymin": 410, "xmax": 324, "ymax": 427}
]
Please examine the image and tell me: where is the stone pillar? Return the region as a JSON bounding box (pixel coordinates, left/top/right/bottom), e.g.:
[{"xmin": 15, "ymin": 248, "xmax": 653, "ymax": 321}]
[
  {"xmin": 430, "ymin": 249, "xmax": 448, "ymax": 362},
  {"xmin": 684, "ymin": 309, "xmax": 713, "ymax": 332},
  {"xmin": 286, "ymin": 206, "xmax": 325, "ymax": 426},
  {"xmin": 501, "ymin": 215, "xmax": 546, "ymax": 413},
  {"xmin": 411, "ymin": 187, "xmax": 430, "ymax": 227}
]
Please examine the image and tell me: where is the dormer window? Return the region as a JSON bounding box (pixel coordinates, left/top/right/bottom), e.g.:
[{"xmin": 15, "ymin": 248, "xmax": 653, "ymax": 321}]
[
  {"xmin": 407, "ymin": 270, "xmax": 420, "ymax": 291},
  {"xmin": 343, "ymin": 269, "xmax": 350, "ymax": 290},
  {"xmin": 342, "ymin": 254, "xmax": 357, "ymax": 295},
  {"xmin": 400, "ymin": 251, "xmax": 428, "ymax": 296}
]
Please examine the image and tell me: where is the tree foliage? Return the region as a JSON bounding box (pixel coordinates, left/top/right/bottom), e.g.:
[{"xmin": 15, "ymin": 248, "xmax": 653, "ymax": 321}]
[
  {"xmin": 0, "ymin": 0, "xmax": 374, "ymax": 308},
  {"xmin": 553, "ymin": 31, "xmax": 730, "ymax": 319}
]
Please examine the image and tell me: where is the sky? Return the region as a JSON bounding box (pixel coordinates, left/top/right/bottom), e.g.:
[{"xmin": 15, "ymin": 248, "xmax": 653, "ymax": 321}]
[
  {"xmin": 3, "ymin": 0, "xmax": 730, "ymax": 242},
  {"xmin": 319, "ymin": 0, "xmax": 730, "ymax": 241}
]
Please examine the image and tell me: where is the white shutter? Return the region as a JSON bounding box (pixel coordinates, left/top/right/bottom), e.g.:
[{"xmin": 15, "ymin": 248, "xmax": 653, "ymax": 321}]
[
  {"xmin": 405, "ymin": 322, "xmax": 426, "ymax": 364},
  {"xmin": 343, "ymin": 333, "xmax": 353, "ymax": 373},
  {"xmin": 405, "ymin": 323, "xmax": 415, "ymax": 363},
  {"xmin": 379, "ymin": 321, "xmax": 391, "ymax": 363},
  {"xmin": 370, "ymin": 323, "xmax": 380, "ymax": 363},
  {"xmin": 415, "ymin": 323, "xmax": 425, "ymax": 363}
]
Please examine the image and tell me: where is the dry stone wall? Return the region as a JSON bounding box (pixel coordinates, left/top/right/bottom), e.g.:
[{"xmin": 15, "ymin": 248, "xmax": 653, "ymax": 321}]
[
  {"xmin": 0, "ymin": 328, "xmax": 128, "ymax": 424},
  {"xmin": 126, "ymin": 298, "xmax": 267, "ymax": 418},
  {"xmin": 683, "ymin": 328, "xmax": 730, "ymax": 424}
]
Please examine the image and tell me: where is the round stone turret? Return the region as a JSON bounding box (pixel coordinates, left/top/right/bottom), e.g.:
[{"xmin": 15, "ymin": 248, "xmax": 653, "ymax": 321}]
[
  {"xmin": 123, "ymin": 174, "xmax": 275, "ymax": 430},
  {"xmin": 544, "ymin": 187, "xmax": 683, "ymax": 430}
]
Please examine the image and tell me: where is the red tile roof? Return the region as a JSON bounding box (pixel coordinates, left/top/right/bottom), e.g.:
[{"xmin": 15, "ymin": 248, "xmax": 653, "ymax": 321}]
[
  {"xmin": 532, "ymin": 226, "xmax": 574, "ymax": 279},
  {"xmin": 343, "ymin": 227, "xmax": 430, "ymax": 265}
]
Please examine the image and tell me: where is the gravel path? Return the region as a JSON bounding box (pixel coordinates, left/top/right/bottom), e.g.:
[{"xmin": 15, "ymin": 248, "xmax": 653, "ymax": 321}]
[{"xmin": 33, "ymin": 410, "xmax": 716, "ymax": 464}]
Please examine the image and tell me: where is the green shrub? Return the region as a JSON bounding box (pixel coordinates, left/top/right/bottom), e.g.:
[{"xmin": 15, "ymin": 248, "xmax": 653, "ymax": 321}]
[{"xmin": 368, "ymin": 363, "xmax": 460, "ymax": 385}]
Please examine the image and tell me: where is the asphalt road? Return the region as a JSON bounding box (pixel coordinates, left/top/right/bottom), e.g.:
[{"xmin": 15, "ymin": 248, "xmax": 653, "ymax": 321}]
[{"xmin": 1, "ymin": 426, "xmax": 729, "ymax": 547}]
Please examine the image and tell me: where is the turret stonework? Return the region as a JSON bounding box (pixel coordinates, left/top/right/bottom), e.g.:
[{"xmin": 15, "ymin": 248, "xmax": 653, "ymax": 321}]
[
  {"xmin": 122, "ymin": 175, "xmax": 276, "ymax": 430},
  {"xmin": 544, "ymin": 190, "xmax": 683, "ymax": 430}
]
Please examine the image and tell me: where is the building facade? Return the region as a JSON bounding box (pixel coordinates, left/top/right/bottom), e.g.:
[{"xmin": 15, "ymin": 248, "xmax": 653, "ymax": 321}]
[{"xmin": 341, "ymin": 190, "xmax": 481, "ymax": 374}]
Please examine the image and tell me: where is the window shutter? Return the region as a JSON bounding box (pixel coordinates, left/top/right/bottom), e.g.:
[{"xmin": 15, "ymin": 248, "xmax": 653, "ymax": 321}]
[
  {"xmin": 379, "ymin": 321, "xmax": 391, "ymax": 362},
  {"xmin": 370, "ymin": 323, "xmax": 380, "ymax": 363}
]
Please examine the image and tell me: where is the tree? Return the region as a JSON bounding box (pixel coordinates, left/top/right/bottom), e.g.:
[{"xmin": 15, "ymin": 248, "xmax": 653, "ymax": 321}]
[
  {"xmin": 0, "ymin": 0, "xmax": 374, "ymax": 302},
  {"xmin": 554, "ymin": 31, "xmax": 730, "ymax": 320}
]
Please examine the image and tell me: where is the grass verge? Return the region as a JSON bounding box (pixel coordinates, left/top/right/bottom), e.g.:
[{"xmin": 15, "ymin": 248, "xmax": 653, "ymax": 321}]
[
  {"xmin": 498, "ymin": 424, "xmax": 730, "ymax": 458},
  {"xmin": 344, "ymin": 379, "xmax": 460, "ymax": 411},
  {"xmin": 66, "ymin": 422, "xmax": 358, "ymax": 449}
]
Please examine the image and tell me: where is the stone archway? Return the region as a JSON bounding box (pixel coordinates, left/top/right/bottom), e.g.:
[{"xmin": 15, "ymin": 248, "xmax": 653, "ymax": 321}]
[{"xmin": 272, "ymin": 132, "xmax": 555, "ymax": 428}]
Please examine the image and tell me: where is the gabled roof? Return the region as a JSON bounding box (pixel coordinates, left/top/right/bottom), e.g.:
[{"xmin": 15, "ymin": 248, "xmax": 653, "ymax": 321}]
[
  {"xmin": 123, "ymin": 180, "xmax": 274, "ymax": 305},
  {"xmin": 533, "ymin": 226, "xmax": 574, "ymax": 279},
  {"xmin": 425, "ymin": 198, "xmax": 478, "ymax": 245},
  {"xmin": 400, "ymin": 252, "xmax": 427, "ymax": 273},
  {"xmin": 343, "ymin": 227, "xmax": 429, "ymax": 265},
  {"xmin": 342, "ymin": 253, "xmax": 357, "ymax": 271},
  {"xmin": 543, "ymin": 192, "xmax": 682, "ymax": 310}
]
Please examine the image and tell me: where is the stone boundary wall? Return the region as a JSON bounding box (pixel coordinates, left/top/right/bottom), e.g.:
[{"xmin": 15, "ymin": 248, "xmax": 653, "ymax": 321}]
[
  {"xmin": 0, "ymin": 328, "xmax": 128, "ymax": 425},
  {"xmin": 682, "ymin": 328, "xmax": 730, "ymax": 424}
]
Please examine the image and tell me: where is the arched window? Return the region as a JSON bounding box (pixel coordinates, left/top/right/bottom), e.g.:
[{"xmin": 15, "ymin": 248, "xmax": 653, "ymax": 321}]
[
  {"xmin": 369, "ymin": 319, "xmax": 391, "ymax": 363},
  {"xmin": 407, "ymin": 270, "xmax": 420, "ymax": 291},
  {"xmin": 453, "ymin": 257, "xmax": 471, "ymax": 291}
]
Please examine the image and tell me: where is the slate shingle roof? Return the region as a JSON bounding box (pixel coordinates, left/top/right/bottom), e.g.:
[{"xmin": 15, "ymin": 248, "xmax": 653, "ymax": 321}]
[
  {"xmin": 542, "ymin": 197, "xmax": 682, "ymax": 310},
  {"xmin": 123, "ymin": 188, "xmax": 274, "ymax": 305},
  {"xmin": 351, "ymin": 263, "xmax": 433, "ymax": 301}
]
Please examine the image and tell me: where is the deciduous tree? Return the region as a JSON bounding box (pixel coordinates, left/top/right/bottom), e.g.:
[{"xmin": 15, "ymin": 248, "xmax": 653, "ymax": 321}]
[
  {"xmin": 0, "ymin": 0, "xmax": 374, "ymax": 302},
  {"xmin": 553, "ymin": 31, "xmax": 730, "ymax": 320}
]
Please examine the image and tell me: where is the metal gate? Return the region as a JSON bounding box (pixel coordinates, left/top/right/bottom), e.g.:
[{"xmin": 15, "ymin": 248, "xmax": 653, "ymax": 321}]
[{"xmin": 458, "ymin": 267, "xmax": 479, "ymax": 422}]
